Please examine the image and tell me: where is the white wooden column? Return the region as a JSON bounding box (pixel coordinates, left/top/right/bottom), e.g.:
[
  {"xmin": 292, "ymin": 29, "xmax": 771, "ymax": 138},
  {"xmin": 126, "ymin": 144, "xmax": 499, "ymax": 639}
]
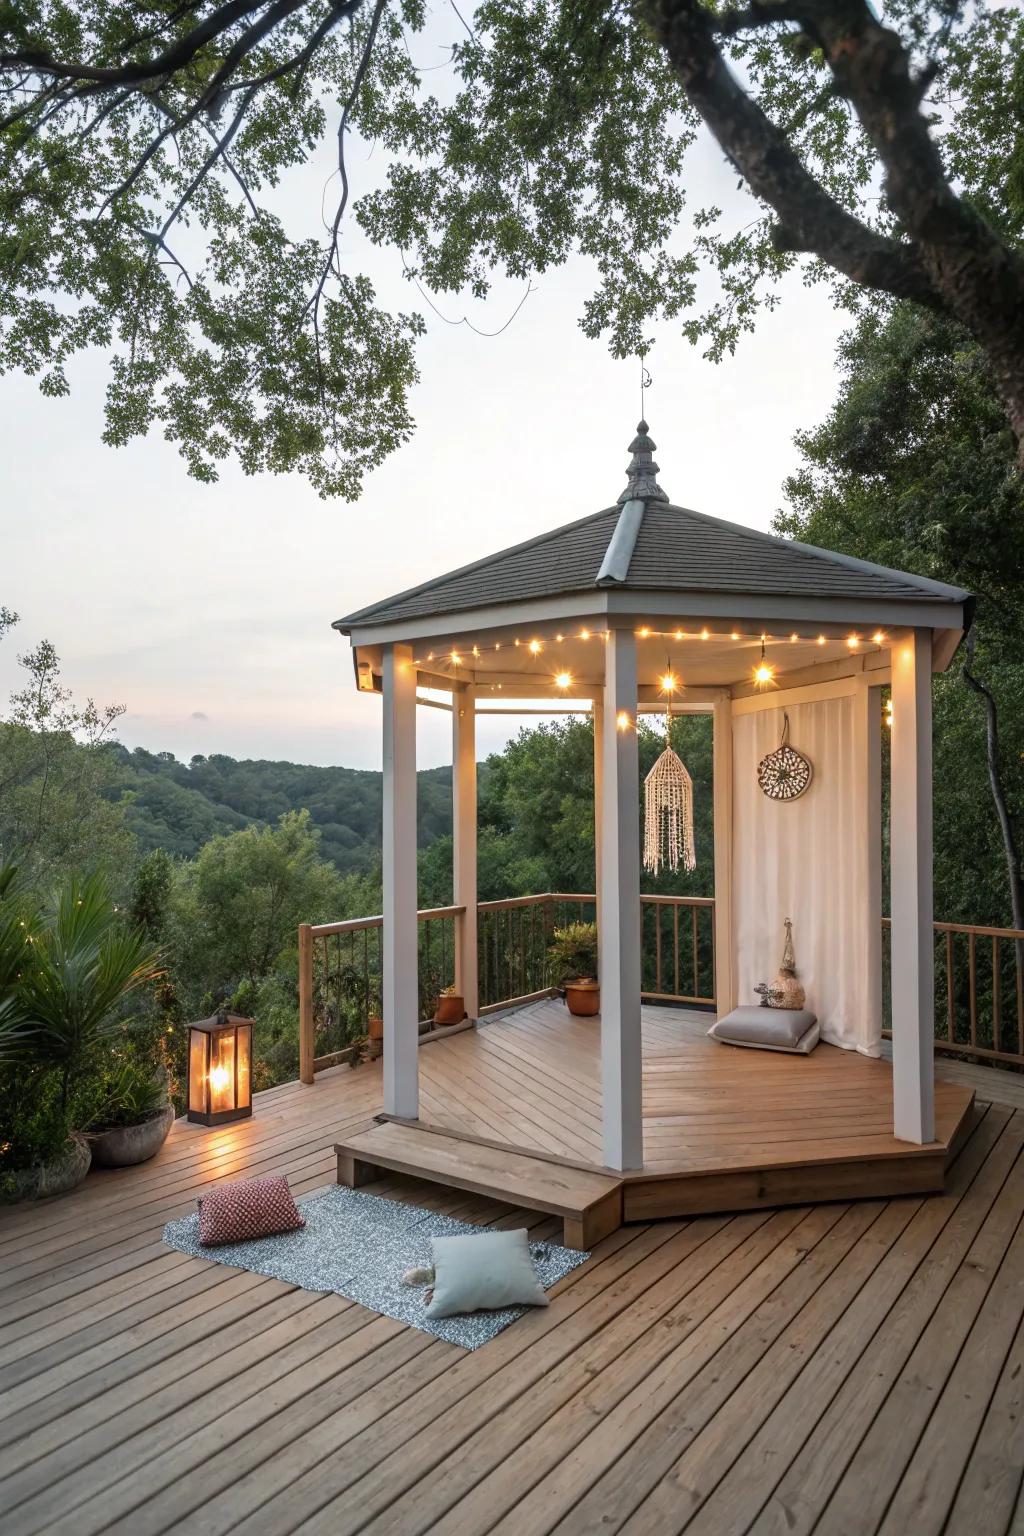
[
  {"xmin": 853, "ymin": 677, "xmax": 883, "ymax": 1050},
  {"xmin": 592, "ymin": 697, "xmax": 603, "ymax": 940},
  {"xmin": 890, "ymin": 630, "xmax": 934, "ymax": 1143},
  {"xmin": 382, "ymin": 643, "xmax": 419, "ymax": 1118},
  {"xmin": 599, "ymin": 630, "xmax": 643, "ymax": 1171},
  {"xmin": 452, "ymin": 684, "xmax": 478, "ymax": 1020},
  {"xmin": 712, "ymin": 694, "xmax": 735, "ymax": 1016}
]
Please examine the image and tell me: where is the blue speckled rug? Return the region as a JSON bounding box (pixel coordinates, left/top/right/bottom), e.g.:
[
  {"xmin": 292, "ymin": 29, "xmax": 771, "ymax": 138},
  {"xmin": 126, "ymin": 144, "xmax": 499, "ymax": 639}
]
[{"xmin": 162, "ymin": 1185, "xmax": 589, "ymax": 1350}]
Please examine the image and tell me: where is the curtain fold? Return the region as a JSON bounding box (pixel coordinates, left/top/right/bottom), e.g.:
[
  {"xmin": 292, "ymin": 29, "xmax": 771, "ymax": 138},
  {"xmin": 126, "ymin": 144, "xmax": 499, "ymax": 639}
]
[{"xmin": 732, "ymin": 696, "xmax": 881, "ymax": 1055}]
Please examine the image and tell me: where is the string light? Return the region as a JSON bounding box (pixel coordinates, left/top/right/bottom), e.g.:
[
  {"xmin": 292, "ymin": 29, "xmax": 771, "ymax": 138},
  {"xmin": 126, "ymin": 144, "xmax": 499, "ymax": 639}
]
[
  {"xmin": 731, "ymin": 631, "xmax": 740, "ymax": 641},
  {"xmin": 754, "ymin": 635, "xmax": 774, "ymax": 689},
  {"xmin": 639, "ymin": 627, "xmax": 651, "ymax": 639},
  {"xmin": 700, "ymin": 628, "xmax": 709, "ymax": 641},
  {"xmin": 817, "ymin": 635, "xmax": 826, "ymax": 646},
  {"xmin": 450, "ymin": 651, "xmax": 462, "ymax": 666},
  {"xmin": 885, "ymin": 697, "xmax": 894, "ymax": 728},
  {"xmin": 528, "ymin": 639, "xmax": 543, "ymax": 655},
  {"xmin": 471, "ymin": 645, "xmax": 480, "ymax": 659},
  {"xmin": 846, "ymin": 635, "xmax": 860, "ymax": 649},
  {"xmin": 554, "ymin": 671, "xmax": 572, "ymax": 689},
  {"xmin": 790, "ymin": 633, "xmax": 798, "ymax": 643},
  {"xmin": 616, "ymin": 711, "xmax": 633, "ymax": 732},
  {"xmin": 675, "ymin": 629, "xmax": 684, "ymax": 640},
  {"xmin": 580, "ymin": 628, "xmax": 590, "ymax": 640},
  {"xmin": 873, "ymin": 630, "xmax": 886, "ymax": 644},
  {"xmin": 660, "ymin": 670, "xmax": 678, "ymax": 694}
]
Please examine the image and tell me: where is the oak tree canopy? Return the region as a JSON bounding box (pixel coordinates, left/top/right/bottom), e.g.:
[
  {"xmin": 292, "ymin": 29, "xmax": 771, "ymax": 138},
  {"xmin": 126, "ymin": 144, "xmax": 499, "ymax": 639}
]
[{"xmin": 2, "ymin": 0, "xmax": 1021, "ymax": 494}]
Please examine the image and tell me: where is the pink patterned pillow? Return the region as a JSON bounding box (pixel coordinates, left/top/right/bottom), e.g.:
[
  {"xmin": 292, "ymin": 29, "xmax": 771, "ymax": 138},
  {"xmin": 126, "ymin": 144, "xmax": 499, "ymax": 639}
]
[{"xmin": 198, "ymin": 1175, "xmax": 305, "ymax": 1246}]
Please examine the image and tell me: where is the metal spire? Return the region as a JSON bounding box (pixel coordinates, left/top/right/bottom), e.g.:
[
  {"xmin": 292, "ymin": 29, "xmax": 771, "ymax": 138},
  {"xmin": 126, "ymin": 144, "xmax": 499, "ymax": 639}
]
[{"xmin": 617, "ymin": 419, "xmax": 669, "ymax": 504}]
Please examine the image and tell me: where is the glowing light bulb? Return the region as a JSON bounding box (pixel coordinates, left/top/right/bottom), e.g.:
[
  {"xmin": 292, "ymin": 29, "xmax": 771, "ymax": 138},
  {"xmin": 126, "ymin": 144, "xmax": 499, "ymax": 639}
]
[
  {"xmin": 616, "ymin": 711, "xmax": 632, "ymax": 731},
  {"xmin": 555, "ymin": 671, "xmax": 572, "ymax": 689},
  {"xmin": 885, "ymin": 698, "xmax": 894, "ymax": 727},
  {"xmin": 700, "ymin": 628, "xmax": 709, "ymax": 641},
  {"xmin": 675, "ymin": 629, "xmax": 684, "ymax": 641},
  {"xmin": 472, "ymin": 645, "xmax": 480, "ymax": 658},
  {"xmin": 209, "ymin": 1066, "xmax": 231, "ymax": 1092},
  {"xmin": 660, "ymin": 671, "xmax": 677, "ymax": 693},
  {"xmin": 528, "ymin": 639, "xmax": 542, "ymax": 655},
  {"xmin": 450, "ymin": 651, "xmax": 462, "ymax": 666},
  {"xmin": 555, "ymin": 633, "xmax": 564, "ymax": 643},
  {"xmin": 731, "ymin": 631, "xmax": 740, "ymax": 641},
  {"xmin": 790, "ymin": 633, "xmax": 799, "ymax": 643},
  {"xmin": 639, "ymin": 627, "xmax": 651, "ymax": 639},
  {"xmin": 873, "ymin": 630, "xmax": 885, "ymax": 644},
  {"xmin": 580, "ymin": 628, "xmax": 591, "ymax": 640},
  {"xmin": 846, "ymin": 635, "xmax": 860, "ymax": 649},
  {"xmin": 817, "ymin": 635, "xmax": 826, "ymax": 646},
  {"xmin": 755, "ymin": 663, "xmax": 774, "ymax": 687}
]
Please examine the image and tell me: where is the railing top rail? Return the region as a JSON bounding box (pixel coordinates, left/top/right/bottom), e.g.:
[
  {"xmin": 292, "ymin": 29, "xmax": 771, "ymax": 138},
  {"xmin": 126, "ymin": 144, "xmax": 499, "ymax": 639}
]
[
  {"xmin": 307, "ymin": 903, "xmax": 465, "ymax": 938},
  {"xmin": 476, "ymin": 891, "xmax": 714, "ymax": 912},
  {"xmin": 640, "ymin": 894, "xmax": 716, "ymax": 907},
  {"xmin": 881, "ymin": 916, "xmax": 1024, "ymax": 940}
]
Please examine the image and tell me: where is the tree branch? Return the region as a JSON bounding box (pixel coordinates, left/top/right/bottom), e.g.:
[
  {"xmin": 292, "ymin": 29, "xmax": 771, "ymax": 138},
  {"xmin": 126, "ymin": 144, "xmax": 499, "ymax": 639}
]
[{"xmin": 643, "ymin": 0, "xmax": 941, "ymax": 307}]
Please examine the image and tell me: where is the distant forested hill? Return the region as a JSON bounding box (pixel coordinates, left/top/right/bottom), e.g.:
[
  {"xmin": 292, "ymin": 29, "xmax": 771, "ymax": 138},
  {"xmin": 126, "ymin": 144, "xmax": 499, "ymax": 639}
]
[{"xmin": 106, "ymin": 746, "xmax": 453, "ymax": 871}]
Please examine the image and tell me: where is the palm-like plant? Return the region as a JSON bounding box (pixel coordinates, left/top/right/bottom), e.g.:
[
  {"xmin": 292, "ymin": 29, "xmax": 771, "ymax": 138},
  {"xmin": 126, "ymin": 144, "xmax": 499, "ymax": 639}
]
[
  {"xmin": 15, "ymin": 875, "xmax": 163, "ymax": 1111},
  {"xmin": 0, "ymin": 862, "xmax": 36, "ymax": 1062}
]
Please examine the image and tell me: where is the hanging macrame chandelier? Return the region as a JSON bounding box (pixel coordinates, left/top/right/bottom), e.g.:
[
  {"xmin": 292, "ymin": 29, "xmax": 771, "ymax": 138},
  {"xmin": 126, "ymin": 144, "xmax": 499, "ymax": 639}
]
[{"xmin": 643, "ymin": 675, "xmax": 696, "ymax": 876}]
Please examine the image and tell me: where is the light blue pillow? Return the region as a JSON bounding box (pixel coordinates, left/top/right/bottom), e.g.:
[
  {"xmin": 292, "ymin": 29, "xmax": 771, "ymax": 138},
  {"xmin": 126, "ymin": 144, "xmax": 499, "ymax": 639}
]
[{"xmin": 424, "ymin": 1228, "xmax": 549, "ymax": 1318}]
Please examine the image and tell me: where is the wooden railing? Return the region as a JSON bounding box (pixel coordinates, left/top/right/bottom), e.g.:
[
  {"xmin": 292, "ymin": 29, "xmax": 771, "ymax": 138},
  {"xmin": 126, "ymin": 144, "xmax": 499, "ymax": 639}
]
[
  {"xmin": 298, "ymin": 901, "xmax": 1024, "ymax": 1083},
  {"xmin": 298, "ymin": 892, "xmax": 716, "ymax": 1080},
  {"xmin": 883, "ymin": 918, "xmax": 1024, "ymax": 1064}
]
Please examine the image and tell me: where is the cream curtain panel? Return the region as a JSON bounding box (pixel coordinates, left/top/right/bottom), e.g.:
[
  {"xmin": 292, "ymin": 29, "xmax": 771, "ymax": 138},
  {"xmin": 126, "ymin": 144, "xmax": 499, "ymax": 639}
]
[{"xmin": 731, "ymin": 695, "xmax": 882, "ymax": 1055}]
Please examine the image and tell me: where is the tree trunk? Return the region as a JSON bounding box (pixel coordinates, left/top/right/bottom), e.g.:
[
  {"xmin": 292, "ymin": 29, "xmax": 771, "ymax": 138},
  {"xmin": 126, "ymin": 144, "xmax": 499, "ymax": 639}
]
[{"xmin": 962, "ymin": 632, "xmax": 1024, "ymax": 935}]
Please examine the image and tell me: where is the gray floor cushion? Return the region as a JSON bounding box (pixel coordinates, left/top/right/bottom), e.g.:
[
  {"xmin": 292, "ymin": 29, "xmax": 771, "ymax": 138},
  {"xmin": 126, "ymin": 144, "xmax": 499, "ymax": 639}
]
[{"xmin": 708, "ymin": 1005, "xmax": 820, "ymax": 1055}]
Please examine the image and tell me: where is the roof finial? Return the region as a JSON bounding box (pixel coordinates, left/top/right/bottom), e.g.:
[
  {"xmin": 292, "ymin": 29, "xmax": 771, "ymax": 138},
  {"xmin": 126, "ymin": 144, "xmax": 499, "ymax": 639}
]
[{"xmin": 618, "ymin": 420, "xmax": 669, "ymax": 504}]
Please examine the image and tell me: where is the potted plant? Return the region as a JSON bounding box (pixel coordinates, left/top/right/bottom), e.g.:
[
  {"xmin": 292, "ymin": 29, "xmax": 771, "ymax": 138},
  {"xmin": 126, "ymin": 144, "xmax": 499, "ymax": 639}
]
[
  {"xmin": 434, "ymin": 984, "xmax": 466, "ymax": 1026},
  {"xmin": 0, "ymin": 871, "xmax": 162, "ymax": 1199},
  {"xmin": 83, "ymin": 1060, "xmax": 174, "ymax": 1168},
  {"xmin": 547, "ymin": 921, "xmax": 600, "ymax": 1017}
]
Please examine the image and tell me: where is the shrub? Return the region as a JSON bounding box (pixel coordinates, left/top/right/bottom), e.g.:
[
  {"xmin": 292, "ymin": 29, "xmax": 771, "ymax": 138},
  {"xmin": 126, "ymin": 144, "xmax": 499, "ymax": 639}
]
[{"xmin": 547, "ymin": 922, "xmax": 599, "ymax": 987}]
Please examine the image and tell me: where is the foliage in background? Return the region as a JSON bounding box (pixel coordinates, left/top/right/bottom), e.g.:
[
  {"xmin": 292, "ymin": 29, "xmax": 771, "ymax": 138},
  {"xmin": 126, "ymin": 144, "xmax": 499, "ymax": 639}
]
[{"xmin": 777, "ymin": 305, "xmax": 1024, "ymax": 928}]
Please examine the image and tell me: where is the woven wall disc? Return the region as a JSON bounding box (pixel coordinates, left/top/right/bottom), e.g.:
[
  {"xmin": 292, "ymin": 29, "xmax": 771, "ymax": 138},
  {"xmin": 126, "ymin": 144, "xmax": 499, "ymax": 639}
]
[{"xmin": 758, "ymin": 715, "xmax": 813, "ymax": 801}]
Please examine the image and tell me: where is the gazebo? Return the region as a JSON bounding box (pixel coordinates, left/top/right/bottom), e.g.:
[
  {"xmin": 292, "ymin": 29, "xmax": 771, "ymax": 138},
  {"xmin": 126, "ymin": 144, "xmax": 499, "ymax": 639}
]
[{"xmin": 333, "ymin": 423, "xmax": 974, "ymax": 1201}]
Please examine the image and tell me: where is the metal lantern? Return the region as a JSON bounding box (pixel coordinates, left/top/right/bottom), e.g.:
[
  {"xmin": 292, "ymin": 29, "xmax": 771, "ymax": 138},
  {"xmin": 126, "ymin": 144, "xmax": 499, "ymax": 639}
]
[{"xmin": 187, "ymin": 1009, "xmax": 254, "ymax": 1126}]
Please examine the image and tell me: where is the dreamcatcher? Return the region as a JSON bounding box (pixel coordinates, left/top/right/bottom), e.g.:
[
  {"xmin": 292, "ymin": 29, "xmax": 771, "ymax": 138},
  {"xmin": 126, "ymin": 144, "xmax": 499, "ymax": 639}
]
[
  {"xmin": 643, "ymin": 689, "xmax": 696, "ymax": 876},
  {"xmin": 757, "ymin": 713, "xmax": 813, "ymax": 801}
]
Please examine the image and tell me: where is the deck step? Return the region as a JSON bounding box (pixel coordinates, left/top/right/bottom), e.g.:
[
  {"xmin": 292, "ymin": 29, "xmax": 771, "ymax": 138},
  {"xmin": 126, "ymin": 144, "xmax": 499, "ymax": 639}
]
[{"xmin": 334, "ymin": 1120, "xmax": 622, "ymax": 1250}]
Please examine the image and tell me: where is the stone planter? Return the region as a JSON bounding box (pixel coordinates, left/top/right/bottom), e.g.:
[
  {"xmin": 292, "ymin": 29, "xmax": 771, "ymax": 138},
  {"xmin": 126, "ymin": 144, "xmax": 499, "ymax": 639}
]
[
  {"xmin": 5, "ymin": 1132, "xmax": 92, "ymax": 1203},
  {"xmin": 87, "ymin": 1104, "xmax": 175, "ymax": 1169},
  {"xmin": 564, "ymin": 979, "xmax": 600, "ymax": 1017}
]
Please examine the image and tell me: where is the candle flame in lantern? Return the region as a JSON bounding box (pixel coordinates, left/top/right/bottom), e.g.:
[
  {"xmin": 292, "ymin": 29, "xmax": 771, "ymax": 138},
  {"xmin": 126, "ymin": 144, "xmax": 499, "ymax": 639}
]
[{"xmin": 209, "ymin": 1065, "xmax": 231, "ymax": 1092}]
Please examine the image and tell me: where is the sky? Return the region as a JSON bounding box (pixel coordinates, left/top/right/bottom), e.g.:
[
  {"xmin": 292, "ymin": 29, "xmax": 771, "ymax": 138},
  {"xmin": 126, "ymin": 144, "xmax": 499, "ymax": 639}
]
[{"xmin": 0, "ymin": 36, "xmax": 850, "ymax": 773}]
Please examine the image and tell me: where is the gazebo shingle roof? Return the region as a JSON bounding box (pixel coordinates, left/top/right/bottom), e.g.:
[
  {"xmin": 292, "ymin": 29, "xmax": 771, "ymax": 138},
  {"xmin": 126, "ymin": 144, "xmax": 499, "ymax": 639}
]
[{"xmin": 336, "ymin": 424, "xmax": 969, "ymax": 632}]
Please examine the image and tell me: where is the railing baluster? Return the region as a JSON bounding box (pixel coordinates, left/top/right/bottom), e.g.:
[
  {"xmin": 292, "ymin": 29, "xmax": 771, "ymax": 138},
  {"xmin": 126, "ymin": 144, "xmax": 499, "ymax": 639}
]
[
  {"xmin": 673, "ymin": 903, "xmax": 680, "ymax": 996},
  {"xmin": 969, "ymin": 931, "xmax": 977, "ymax": 1049},
  {"xmin": 946, "ymin": 930, "xmax": 954, "ymax": 1043},
  {"xmin": 655, "ymin": 906, "xmax": 662, "ymax": 993},
  {"xmin": 691, "ymin": 906, "xmax": 699, "ymax": 997},
  {"xmin": 993, "ymin": 935, "xmax": 1001, "ymax": 1055}
]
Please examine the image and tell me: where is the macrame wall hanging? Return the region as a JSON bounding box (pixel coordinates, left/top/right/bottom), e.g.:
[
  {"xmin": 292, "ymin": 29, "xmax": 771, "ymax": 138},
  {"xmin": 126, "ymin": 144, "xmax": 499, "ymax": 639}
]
[
  {"xmin": 643, "ymin": 701, "xmax": 696, "ymax": 876},
  {"xmin": 757, "ymin": 712, "xmax": 813, "ymax": 802}
]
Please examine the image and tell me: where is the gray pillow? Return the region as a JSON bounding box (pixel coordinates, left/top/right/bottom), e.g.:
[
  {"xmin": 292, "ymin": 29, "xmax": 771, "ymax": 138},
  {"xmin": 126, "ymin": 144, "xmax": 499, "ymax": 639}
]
[
  {"xmin": 424, "ymin": 1228, "xmax": 549, "ymax": 1318},
  {"xmin": 708, "ymin": 1005, "xmax": 819, "ymax": 1054}
]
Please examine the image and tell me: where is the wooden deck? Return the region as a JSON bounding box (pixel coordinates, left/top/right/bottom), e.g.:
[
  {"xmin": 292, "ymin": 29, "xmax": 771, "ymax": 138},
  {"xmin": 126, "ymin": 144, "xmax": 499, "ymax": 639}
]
[{"xmin": 1, "ymin": 1004, "xmax": 1021, "ymax": 1534}]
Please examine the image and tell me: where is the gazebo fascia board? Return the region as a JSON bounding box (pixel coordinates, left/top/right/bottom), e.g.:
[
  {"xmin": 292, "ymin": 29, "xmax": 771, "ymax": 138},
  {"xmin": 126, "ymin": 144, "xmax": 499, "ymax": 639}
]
[{"xmin": 341, "ymin": 588, "xmax": 969, "ymax": 657}]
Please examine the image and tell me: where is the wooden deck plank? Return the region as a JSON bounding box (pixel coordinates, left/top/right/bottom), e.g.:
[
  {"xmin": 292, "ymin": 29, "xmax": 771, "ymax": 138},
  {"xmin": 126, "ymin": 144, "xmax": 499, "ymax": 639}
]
[{"xmin": 0, "ymin": 1003, "xmax": 1021, "ymax": 1536}]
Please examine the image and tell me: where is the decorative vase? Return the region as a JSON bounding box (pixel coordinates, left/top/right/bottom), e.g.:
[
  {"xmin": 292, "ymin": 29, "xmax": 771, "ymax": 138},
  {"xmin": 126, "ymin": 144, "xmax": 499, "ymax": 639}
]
[
  {"xmin": 367, "ymin": 1015, "xmax": 384, "ymax": 1041},
  {"xmin": 770, "ymin": 918, "xmax": 806, "ymax": 1010},
  {"xmin": 564, "ymin": 979, "xmax": 600, "ymax": 1017},
  {"xmin": 87, "ymin": 1104, "xmax": 175, "ymax": 1169},
  {"xmin": 5, "ymin": 1132, "xmax": 92, "ymax": 1204},
  {"xmin": 434, "ymin": 994, "xmax": 466, "ymax": 1026}
]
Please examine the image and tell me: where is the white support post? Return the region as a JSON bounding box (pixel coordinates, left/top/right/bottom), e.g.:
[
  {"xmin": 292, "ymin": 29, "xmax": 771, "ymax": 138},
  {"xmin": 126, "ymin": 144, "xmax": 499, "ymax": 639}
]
[
  {"xmin": 890, "ymin": 631, "xmax": 934, "ymax": 1143},
  {"xmin": 599, "ymin": 630, "xmax": 643, "ymax": 1172},
  {"xmin": 453, "ymin": 685, "xmax": 478, "ymax": 1021},
  {"xmin": 712, "ymin": 694, "xmax": 735, "ymax": 1017},
  {"xmin": 854, "ymin": 677, "xmax": 883, "ymax": 1049},
  {"xmin": 382, "ymin": 643, "xmax": 419, "ymax": 1119},
  {"xmin": 592, "ymin": 698, "xmax": 603, "ymax": 942}
]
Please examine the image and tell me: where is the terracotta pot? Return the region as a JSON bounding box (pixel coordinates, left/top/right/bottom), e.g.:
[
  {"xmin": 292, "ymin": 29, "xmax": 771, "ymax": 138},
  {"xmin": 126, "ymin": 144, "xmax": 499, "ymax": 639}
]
[
  {"xmin": 87, "ymin": 1104, "xmax": 175, "ymax": 1169},
  {"xmin": 434, "ymin": 994, "xmax": 466, "ymax": 1026},
  {"xmin": 367, "ymin": 1016, "xmax": 384, "ymax": 1041},
  {"xmin": 4, "ymin": 1132, "xmax": 92, "ymax": 1204},
  {"xmin": 564, "ymin": 979, "xmax": 600, "ymax": 1017}
]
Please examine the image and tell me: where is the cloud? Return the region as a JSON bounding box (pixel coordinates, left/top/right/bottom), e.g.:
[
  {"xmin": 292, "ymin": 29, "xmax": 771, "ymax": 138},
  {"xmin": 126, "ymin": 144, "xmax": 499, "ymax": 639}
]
[{"xmin": 190, "ymin": 710, "xmax": 208, "ymax": 720}]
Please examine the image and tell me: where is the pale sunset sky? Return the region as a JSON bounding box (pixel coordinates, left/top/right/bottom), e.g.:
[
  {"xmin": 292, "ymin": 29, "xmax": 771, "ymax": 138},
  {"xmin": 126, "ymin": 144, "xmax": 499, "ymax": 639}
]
[{"xmin": 0, "ymin": 28, "xmax": 848, "ymax": 771}]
